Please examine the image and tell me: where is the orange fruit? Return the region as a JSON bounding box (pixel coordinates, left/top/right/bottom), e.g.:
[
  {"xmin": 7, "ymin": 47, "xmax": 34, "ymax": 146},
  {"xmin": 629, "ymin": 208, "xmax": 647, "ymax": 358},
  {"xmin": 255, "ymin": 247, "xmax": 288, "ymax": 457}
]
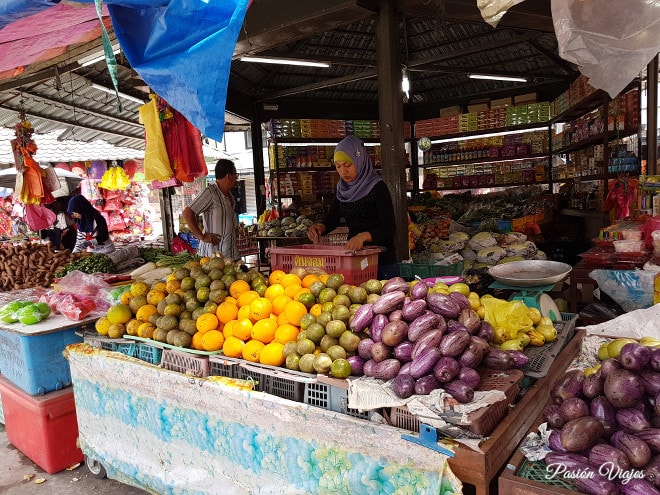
[
  {"xmin": 130, "ymin": 281, "xmax": 149, "ymax": 297},
  {"xmin": 223, "ymin": 296, "xmax": 238, "ymax": 305},
  {"xmin": 251, "ymin": 318, "xmax": 278, "ymax": 344},
  {"xmin": 274, "ymin": 323, "xmax": 299, "ymax": 344},
  {"xmin": 319, "ymin": 274, "xmax": 329, "ymax": 284},
  {"xmin": 137, "ymin": 322, "xmax": 155, "ymax": 339},
  {"xmin": 237, "ymin": 304, "xmax": 253, "ymax": 321},
  {"xmin": 222, "ymin": 336, "xmax": 245, "ymax": 358},
  {"xmin": 216, "ymin": 301, "xmax": 239, "ymax": 324},
  {"xmin": 269, "ymin": 269, "xmax": 286, "ymax": 286},
  {"xmin": 284, "ymin": 284, "xmax": 303, "ymax": 299},
  {"xmin": 135, "ymin": 304, "xmax": 158, "ymax": 323},
  {"xmin": 120, "ymin": 291, "xmax": 133, "ymax": 305},
  {"xmin": 200, "ymin": 330, "xmax": 224, "ymax": 351},
  {"xmin": 280, "ymin": 273, "xmax": 302, "ymax": 289},
  {"xmin": 264, "ymin": 283, "xmax": 285, "ymax": 301},
  {"xmin": 283, "ymin": 300, "xmax": 307, "ymax": 326},
  {"xmin": 249, "ymin": 297, "xmax": 273, "ymax": 321},
  {"xmin": 259, "ymin": 342, "xmax": 285, "ymax": 366},
  {"xmin": 107, "ymin": 304, "xmax": 133, "ymax": 325},
  {"xmin": 196, "ymin": 313, "xmax": 219, "ymax": 333},
  {"xmin": 237, "ymin": 290, "xmax": 260, "ymax": 308},
  {"xmin": 146, "ymin": 289, "xmax": 167, "ymax": 306},
  {"xmin": 166, "ymin": 279, "xmax": 181, "ymax": 294},
  {"xmin": 229, "ymin": 280, "xmax": 251, "ymax": 299},
  {"xmin": 222, "ymin": 319, "xmax": 236, "ymax": 339},
  {"xmin": 302, "ymin": 274, "xmax": 321, "ymax": 289},
  {"xmin": 271, "ymin": 294, "xmax": 292, "ymax": 315},
  {"xmin": 309, "ymin": 303, "xmax": 323, "ymax": 317},
  {"xmin": 277, "ymin": 312, "xmax": 289, "ymax": 325},
  {"xmin": 242, "ymin": 339, "xmax": 265, "ymax": 362},
  {"xmin": 192, "ymin": 331, "xmax": 205, "ymax": 350},
  {"xmin": 152, "ymin": 282, "xmax": 167, "ymax": 293},
  {"xmin": 233, "ymin": 318, "xmax": 253, "ymax": 341}
]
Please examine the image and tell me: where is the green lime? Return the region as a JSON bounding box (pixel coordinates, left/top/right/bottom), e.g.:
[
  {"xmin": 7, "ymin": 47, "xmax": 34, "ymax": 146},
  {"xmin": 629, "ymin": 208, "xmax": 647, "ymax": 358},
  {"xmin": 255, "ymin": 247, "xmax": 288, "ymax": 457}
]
[
  {"xmin": 33, "ymin": 302, "xmax": 51, "ymax": 319},
  {"xmin": 330, "ymin": 358, "xmax": 352, "ymax": 378},
  {"xmin": 17, "ymin": 305, "xmax": 43, "ymax": 325}
]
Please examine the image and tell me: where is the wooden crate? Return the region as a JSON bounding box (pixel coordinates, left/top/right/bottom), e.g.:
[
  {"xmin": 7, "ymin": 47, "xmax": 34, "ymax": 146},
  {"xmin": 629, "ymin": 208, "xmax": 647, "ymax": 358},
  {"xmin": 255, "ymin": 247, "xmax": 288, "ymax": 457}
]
[{"xmin": 446, "ymin": 329, "xmax": 583, "ymax": 495}]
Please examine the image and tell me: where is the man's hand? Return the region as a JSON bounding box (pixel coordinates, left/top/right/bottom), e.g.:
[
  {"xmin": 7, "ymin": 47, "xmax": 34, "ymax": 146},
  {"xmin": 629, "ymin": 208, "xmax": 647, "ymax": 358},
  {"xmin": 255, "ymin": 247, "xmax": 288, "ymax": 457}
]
[{"xmin": 307, "ymin": 224, "xmax": 325, "ymax": 243}]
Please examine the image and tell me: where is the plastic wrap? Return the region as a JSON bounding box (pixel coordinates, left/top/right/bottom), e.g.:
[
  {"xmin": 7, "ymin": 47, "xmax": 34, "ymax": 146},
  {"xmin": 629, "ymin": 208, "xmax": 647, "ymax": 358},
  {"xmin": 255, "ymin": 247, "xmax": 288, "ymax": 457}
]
[
  {"xmin": 477, "ymin": 0, "xmax": 526, "ymax": 27},
  {"xmin": 589, "ymin": 269, "xmax": 655, "ymax": 313},
  {"xmin": 551, "ymin": 0, "xmax": 660, "ymax": 97}
]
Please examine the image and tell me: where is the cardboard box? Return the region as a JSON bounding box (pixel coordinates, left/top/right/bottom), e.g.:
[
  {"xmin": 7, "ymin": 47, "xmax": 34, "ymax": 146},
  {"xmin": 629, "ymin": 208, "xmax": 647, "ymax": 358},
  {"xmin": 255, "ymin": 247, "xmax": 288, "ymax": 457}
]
[
  {"xmin": 490, "ymin": 97, "xmax": 512, "ymax": 109},
  {"xmin": 514, "ymin": 92, "xmax": 537, "ymax": 104},
  {"xmin": 468, "ymin": 103, "xmax": 489, "ymax": 113},
  {"xmin": 440, "ymin": 105, "xmax": 461, "ymax": 116}
]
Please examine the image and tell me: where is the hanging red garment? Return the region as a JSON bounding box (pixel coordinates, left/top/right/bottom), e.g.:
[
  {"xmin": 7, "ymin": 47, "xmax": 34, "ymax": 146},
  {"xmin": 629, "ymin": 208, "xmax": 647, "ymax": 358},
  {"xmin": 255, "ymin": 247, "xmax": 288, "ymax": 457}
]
[{"xmin": 160, "ymin": 99, "xmax": 207, "ymax": 183}]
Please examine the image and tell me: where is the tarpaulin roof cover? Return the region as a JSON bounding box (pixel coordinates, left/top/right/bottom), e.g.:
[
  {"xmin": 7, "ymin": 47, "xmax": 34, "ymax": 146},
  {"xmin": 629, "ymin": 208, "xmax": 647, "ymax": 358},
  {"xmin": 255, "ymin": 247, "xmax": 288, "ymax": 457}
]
[{"xmin": 1, "ymin": 0, "xmax": 251, "ymax": 143}]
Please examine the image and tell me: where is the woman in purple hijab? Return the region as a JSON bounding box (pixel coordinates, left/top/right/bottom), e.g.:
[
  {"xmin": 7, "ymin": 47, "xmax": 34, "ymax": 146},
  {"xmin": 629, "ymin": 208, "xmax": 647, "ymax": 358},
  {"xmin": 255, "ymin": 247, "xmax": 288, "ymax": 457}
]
[{"xmin": 308, "ymin": 135, "xmax": 398, "ymax": 278}]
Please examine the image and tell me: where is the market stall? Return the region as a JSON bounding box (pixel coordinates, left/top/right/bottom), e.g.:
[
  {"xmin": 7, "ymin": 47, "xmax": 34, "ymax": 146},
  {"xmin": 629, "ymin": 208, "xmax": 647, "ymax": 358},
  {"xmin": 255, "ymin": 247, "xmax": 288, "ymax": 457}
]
[{"xmin": 67, "ymin": 345, "xmax": 461, "ymax": 495}]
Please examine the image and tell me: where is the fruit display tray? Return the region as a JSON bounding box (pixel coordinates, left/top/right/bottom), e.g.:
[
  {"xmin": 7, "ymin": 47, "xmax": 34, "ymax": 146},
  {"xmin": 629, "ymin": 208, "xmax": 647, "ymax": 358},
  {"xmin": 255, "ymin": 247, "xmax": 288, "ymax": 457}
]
[
  {"xmin": 522, "ymin": 313, "xmax": 578, "ymax": 379},
  {"xmin": 388, "ymin": 367, "xmax": 524, "ymax": 437}
]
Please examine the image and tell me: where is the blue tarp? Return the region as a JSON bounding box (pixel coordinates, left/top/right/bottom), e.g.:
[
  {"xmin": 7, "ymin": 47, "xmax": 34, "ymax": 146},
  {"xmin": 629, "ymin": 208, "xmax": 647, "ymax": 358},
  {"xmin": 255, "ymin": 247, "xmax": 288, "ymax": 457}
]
[{"xmin": 1, "ymin": 0, "xmax": 251, "ymax": 143}]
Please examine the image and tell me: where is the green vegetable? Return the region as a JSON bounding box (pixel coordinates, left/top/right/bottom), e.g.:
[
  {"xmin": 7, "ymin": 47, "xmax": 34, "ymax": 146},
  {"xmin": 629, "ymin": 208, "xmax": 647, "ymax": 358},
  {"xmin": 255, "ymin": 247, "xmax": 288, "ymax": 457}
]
[
  {"xmin": 154, "ymin": 252, "xmax": 200, "ymax": 268},
  {"xmin": 138, "ymin": 247, "xmax": 171, "ymax": 263},
  {"xmin": 55, "ymin": 254, "xmax": 116, "ymax": 277}
]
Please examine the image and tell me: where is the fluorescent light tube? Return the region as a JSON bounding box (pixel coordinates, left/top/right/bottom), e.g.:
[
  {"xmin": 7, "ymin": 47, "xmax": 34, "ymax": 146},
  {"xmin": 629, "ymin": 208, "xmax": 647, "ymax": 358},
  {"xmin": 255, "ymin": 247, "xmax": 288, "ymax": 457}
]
[
  {"xmin": 90, "ymin": 83, "xmax": 145, "ymax": 104},
  {"xmin": 240, "ymin": 56, "xmax": 330, "ymax": 68},
  {"xmin": 469, "ymin": 73, "xmax": 528, "ymax": 83},
  {"xmin": 80, "ymin": 48, "xmax": 121, "ymax": 67}
]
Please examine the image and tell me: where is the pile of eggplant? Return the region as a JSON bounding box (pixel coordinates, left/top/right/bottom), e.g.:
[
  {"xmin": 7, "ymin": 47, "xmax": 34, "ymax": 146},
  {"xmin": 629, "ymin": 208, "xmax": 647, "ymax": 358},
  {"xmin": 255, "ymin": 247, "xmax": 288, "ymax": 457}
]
[
  {"xmin": 542, "ymin": 342, "xmax": 660, "ymax": 495},
  {"xmin": 348, "ymin": 276, "xmax": 527, "ymax": 402}
]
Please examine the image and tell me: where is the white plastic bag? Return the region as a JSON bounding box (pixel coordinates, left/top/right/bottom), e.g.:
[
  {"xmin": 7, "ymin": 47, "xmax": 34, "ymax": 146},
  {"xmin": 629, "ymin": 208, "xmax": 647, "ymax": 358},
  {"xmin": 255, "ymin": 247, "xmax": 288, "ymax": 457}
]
[
  {"xmin": 477, "ymin": 0, "xmax": 526, "ymax": 27},
  {"xmin": 551, "ymin": 0, "xmax": 660, "ymax": 97}
]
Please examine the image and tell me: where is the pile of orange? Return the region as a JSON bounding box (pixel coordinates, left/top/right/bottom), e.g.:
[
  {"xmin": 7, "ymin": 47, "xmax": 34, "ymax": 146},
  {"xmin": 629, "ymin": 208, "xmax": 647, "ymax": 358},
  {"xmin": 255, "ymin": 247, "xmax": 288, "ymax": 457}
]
[{"xmin": 188, "ymin": 275, "xmax": 312, "ymax": 367}]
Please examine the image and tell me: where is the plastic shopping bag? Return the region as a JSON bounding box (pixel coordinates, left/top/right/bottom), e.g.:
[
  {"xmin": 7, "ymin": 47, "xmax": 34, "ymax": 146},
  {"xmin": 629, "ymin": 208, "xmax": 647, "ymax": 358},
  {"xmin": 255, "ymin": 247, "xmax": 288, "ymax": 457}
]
[
  {"xmin": 24, "ymin": 203, "xmax": 56, "ymax": 231},
  {"xmin": 140, "ymin": 96, "xmax": 174, "ymax": 182}
]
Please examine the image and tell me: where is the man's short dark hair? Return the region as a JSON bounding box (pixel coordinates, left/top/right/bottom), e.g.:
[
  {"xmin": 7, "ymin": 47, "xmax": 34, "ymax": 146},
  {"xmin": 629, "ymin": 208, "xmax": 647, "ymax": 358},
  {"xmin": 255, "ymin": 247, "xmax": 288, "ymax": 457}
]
[{"xmin": 215, "ymin": 159, "xmax": 236, "ymax": 179}]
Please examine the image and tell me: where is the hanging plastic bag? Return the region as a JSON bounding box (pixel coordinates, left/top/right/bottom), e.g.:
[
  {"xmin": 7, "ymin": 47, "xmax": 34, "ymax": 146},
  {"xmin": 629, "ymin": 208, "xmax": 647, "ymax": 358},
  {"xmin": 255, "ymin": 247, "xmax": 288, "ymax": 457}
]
[
  {"xmin": 24, "ymin": 203, "xmax": 56, "ymax": 231},
  {"xmin": 551, "ymin": 0, "xmax": 660, "ymax": 98},
  {"xmin": 139, "ymin": 95, "xmax": 174, "ymax": 182},
  {"xmin": 41, "ymin": 165, "xmax": 61, "ymax": 193}
]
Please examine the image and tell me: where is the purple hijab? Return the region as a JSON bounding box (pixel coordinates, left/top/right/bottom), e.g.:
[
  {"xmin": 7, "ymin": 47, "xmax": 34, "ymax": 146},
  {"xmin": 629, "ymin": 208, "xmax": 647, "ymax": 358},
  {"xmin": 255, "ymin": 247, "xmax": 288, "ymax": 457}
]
[{"xmin": 335, "ymin": 135, "xmax": 383, "ymax": 202}]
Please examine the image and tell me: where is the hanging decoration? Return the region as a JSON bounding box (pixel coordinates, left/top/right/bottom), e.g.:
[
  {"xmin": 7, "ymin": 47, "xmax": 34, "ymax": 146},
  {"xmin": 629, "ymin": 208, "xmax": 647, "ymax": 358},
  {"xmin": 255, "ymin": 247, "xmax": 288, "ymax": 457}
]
[
  {"xmin": 90, "ymin": 160, "xmax": 107, "ymax": 180},
  {"xmin": 139, "ymin": 94, "xmax": 176, "ymax": 186},
  {"xmin": 158, "ymin": 96, "xmax": 208, "ymax": 183},
  {"xmin": 99, "ymin": 162, "xmax": 131, "ymax": 191}
]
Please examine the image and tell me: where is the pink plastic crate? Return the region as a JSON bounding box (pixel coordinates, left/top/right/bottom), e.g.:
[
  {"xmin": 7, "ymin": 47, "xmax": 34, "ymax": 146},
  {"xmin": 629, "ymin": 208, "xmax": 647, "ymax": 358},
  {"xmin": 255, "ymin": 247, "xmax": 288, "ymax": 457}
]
[{"xmin": 268, "ymin": 244, "xmax": 380, "ymax": 285}]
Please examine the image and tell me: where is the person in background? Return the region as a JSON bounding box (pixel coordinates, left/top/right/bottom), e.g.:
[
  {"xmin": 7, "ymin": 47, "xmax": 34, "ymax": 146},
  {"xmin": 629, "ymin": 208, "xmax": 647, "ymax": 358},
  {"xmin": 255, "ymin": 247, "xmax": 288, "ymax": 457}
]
[
  {"xmin": 307, "ymin": 135, "xmax": 398, "ymax": 279},
  {"xmin": 182, "ymin": 159, "xmax": 240, "ymax": 259},
  {"xmin": 40, "ymin": 196, "xmax": 76, "ymax": 250},
  {"xmin": 67, "ymin": 195, "xmax": 115, "ymax": 254}
]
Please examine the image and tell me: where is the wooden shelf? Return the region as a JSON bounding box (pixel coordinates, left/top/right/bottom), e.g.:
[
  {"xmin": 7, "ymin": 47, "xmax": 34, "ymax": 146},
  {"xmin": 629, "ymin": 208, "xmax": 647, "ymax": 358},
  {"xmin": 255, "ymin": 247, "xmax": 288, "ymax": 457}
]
[{"xmin": 421, "ymin": 180, "xmax": 548, "ymax": 192}]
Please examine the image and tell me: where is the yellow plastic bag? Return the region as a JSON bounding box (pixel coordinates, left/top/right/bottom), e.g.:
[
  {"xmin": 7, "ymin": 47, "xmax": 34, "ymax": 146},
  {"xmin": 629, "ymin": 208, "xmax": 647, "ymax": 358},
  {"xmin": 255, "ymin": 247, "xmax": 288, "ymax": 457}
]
[
  {"xmin": 139, "ymin": 95, "xmax": 173, "ymax": 182},
  {"xmin": 481, "ymin": 297, "xmax": 533, "ymax": 338}
]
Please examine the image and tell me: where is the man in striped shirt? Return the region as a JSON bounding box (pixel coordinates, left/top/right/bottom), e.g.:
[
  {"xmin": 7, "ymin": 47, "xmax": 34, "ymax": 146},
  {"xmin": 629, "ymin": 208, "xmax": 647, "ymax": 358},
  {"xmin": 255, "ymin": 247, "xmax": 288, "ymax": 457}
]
[{"xmin": 182, "ymin": 159, "xmax": 240, "ymax": 259}]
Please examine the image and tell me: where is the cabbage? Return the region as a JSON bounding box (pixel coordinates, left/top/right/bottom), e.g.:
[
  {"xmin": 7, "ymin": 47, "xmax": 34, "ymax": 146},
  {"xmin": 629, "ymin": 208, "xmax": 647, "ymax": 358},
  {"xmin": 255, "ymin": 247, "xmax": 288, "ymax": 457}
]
[
  {"xmin": 501, "ymin": 232, "xmax": 527, "ymax": 245},
  {"xmin": 505, "ymin": 241, "xmax": 537, "ymax": 258},
  {"xmin": 476, "ymin": 246, "xmax": 507, "ymax": 263},
  {"xmin": 448, "ymin": 231, "xmax": 470, "ymax": 242},
  {"xmin": 469, "ymin": 232, "xmax": 498, "ymax": 251}
]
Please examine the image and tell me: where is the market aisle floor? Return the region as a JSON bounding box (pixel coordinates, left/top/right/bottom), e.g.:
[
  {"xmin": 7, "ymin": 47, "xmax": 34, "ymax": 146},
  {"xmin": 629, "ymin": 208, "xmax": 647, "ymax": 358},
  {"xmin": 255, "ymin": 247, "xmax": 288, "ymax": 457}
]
[{"xmin": 0, "ymin": 424, "xmax": 149, "ymax": 495}]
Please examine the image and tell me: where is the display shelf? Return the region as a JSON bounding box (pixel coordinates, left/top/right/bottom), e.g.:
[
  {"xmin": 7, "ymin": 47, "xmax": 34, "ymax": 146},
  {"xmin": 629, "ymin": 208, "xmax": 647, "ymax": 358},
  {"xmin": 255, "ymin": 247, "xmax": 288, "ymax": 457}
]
[
  {"xmin": 553, "ymin": 128, "xmax": 638, "ymax": 155},
  {"xmin": 421, "ymin": 122, "xmax": 549, "ymax": 142},
  {"xmin": 420, "ymin": 152, "xmax": 548, "ymax": 168}
]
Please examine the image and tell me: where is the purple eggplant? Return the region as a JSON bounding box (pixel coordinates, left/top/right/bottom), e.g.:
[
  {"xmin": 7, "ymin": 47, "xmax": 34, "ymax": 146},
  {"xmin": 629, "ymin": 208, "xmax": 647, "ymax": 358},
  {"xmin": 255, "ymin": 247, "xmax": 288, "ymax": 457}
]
[
  {"xmin": 635, "ymin": 428, "xmax": 660, "ymax": 454},
  {"xmin": 619, "ymin": 342, "xmax": 652, "ymax": 371},
  {"xmin": 548, "ymin": 429, "xmax": 566, "ymax": 452},
  {"xmin": 605, "ymin": 369, "xmax": 645, "ymax": 409},
  {"xmin": 618, "ymin": 478, "xmax": 660, "ymax": 495},
  {"xmin": 410, "ymin": 280, "xmax": 429, "ymax": 300},
  {"xmin": 583, "ymin": 373, "xmax": 604, "ymax": 399},
  {"xmin": 369, "ymin": 314, "xmax": 389, "ymax": 343},
  {"xmin": 457, "ymin": 367, "xmax": 480, "ymax": 389},
  {"xmin": 611, "ymin": 430, "xmax": 652, "ymax": 468},
  {"xmin": 616, "ymin": 407, "xmax": 651, "ymax": 433},
  {"xmin": 644, "ymin": 454, "xmax": 660, "ymax": 488},
  {"xmin": 414, "ymin": 374, "xmax": 441, "ymax": 395},
  {"xmin": 560, "ymin": 397, "xmax": 590, "ymax": 422},
  {"xmin": 433, "ymin": 356, "xmax": 460, "ymax": 383}
]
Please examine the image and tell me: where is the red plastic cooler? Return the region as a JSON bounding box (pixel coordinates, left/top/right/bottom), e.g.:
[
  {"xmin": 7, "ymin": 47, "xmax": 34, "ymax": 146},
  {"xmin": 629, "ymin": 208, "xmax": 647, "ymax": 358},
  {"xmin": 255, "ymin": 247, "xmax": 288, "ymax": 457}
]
[{"xmin": 0, "ymin": 375, "xmax": 82, "ymax": 473}]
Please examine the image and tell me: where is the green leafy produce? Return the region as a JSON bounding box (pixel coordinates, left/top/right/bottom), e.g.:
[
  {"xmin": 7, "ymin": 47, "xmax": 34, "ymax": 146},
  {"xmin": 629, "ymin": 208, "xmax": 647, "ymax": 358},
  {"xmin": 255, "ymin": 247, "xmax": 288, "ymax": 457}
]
[
  {"xmin": 55, "ymin": 254, "xmax": 116, "ymax": 277},
  {"xmin": 138, "ymin": 247, "xmax": 171, "ymax": 263},
  {"xmin": 154, "ymin": 252, "xmax": 200, "ymax": 268}
]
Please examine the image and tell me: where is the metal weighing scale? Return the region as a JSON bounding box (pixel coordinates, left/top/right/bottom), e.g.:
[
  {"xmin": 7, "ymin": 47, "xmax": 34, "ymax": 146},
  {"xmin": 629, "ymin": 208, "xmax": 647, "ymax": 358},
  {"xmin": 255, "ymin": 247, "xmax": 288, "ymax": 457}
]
[
  {"xmin": 488, "ymin": 260, "xmax": 572, "ymax": 322},
  {"xmin": 488, "ymin": 280, "xmax": 562, "ymax": 321}
]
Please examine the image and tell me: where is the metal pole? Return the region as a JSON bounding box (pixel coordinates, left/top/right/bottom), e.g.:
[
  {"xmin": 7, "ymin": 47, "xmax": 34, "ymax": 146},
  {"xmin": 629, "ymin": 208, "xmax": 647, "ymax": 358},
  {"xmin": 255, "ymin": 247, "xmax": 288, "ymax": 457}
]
[{"xmin": 647, "ymin": 54, "xmax": 658, "ymax": 175}]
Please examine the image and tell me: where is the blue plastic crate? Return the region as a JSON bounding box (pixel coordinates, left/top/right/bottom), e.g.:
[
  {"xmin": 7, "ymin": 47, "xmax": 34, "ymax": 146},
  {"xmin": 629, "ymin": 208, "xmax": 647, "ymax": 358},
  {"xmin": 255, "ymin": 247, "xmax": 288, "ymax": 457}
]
[
  {"xmin": 0, "ymin": 327, "xmax": 82, "ymax": 395},
  {"xmin": 100, "ymin": 340, "xmax": 138, "ymax": 358},
  {"xmin": 137, "ymin": 343, "xmax": 163, "ymax": 365},
  {"xmin": 303, "ymin": 381, "xmax": 374, "ymax": 420}
]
